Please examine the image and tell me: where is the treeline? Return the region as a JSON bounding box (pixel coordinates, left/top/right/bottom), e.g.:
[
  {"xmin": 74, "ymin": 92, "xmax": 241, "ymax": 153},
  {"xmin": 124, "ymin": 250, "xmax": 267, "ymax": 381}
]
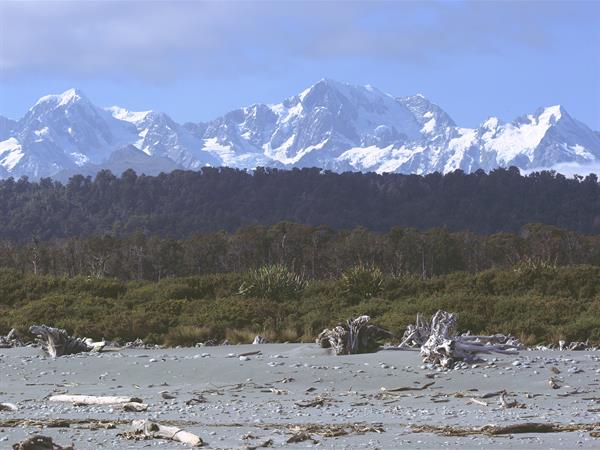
[
  {"xmin": 3, "ymin": 222, "xmax": 600, "ymax": 281},
  {"xmin": 1, "ymin": 166, "xmax": 600, "ymax": 241},
  {"xmin": 1, "ymin": 265, "xmax": 599, "ymax": 346}
]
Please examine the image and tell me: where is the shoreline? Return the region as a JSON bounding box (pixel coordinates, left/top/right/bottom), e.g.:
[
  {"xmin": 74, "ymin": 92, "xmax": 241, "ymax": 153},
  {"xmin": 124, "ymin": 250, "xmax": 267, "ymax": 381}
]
[{"xmin": 2, "ymin": 344, "xmax": 600, "ymax": 448}]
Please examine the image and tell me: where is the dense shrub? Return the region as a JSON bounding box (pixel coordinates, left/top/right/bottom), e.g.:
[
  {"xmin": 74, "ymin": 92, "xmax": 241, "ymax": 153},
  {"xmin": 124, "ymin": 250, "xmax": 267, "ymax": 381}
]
[{"xmin": 2, "ymin": 266, "xmax": 600, "ymax": 346}]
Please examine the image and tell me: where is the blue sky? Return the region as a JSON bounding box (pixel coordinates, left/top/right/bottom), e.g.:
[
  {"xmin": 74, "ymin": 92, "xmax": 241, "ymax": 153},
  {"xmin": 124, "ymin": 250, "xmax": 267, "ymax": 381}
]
[{"xmin": 0, "ymin": 0, "xmax": 599, "ymax": 129}]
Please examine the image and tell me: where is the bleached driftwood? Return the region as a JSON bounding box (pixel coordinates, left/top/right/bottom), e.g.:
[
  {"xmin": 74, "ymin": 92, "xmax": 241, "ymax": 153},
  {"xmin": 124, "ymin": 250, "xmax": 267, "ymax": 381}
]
[
  {"xmin": 0, "ymin": 402, "xmax": 18, "ymax": 411},
  {"xmin": 49, "ymin": 394, "xmax": 142, "ymax": 405},
  {"xmin": 123, "ymin": 402, "xmax": 148, "ymax": 412},
  {"xmin": 253, "ymin": 335, "xmax": 267, "ymax": 344},
  {"xmin": 12, "ymin": 435, "xmax": 74, "ymax": 450},
  {"xmin": 125, "ymin": 419, "xmax": 203, "ymax": 446},
  {"xmin": 558, "ymin": 340, "xmax": 597, "ymax": 351},
  {"xmin": 317, "ymin": 315, "xmax": 393, "ymax": 355},
  {"xmin": 399, "ymin": 313, "xmax": 432, "ymax": 348},
  {"xmin": 29, "ymin": 325, "xmax": 104, "ymax": 357},
  {"xmin": 0, "ymin": 329, "xmax": 25, "ymax": 348},
  {"xmin": 402, "ymin": 310, "xmax": 521, "ymax": 369}
]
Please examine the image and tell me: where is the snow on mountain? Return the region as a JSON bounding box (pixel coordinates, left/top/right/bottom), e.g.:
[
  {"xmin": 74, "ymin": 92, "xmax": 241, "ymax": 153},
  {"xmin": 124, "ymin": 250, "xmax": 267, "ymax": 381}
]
[
  {"xmin": 0, "ymin": 89, "xmax": 217, "ymax": 178},
  {"xmin": 1, "ymin": 81, "xmax": 599, "ymax": 179},
  {"xmin": 197, "ymin": 79, "xmax": 422, "ymax": 170},
  {"xmin": 109, "ymin": 108, "xmax": 220, "ymax": 168}
]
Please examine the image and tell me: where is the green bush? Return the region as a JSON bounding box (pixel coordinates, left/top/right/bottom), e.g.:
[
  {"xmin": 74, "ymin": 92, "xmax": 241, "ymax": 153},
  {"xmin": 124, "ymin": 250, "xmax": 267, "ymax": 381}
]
[
  {"xmin": 238, "ymin": 265, "xmax": 306, "ymax": 300},
  {"xmin": 340, "ymin": 264, "xmax": 384, "ymax": 299},
  {"xmin": 2, "ymin": 265, "xmax": 600, "ymax": 346}
]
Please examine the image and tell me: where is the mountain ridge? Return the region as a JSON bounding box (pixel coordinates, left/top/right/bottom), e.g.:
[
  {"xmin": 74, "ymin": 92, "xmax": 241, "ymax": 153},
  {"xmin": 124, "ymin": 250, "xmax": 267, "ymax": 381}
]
[{"xmin": 1, "ymin": 80, "xmax": 599, "ymax": 179}]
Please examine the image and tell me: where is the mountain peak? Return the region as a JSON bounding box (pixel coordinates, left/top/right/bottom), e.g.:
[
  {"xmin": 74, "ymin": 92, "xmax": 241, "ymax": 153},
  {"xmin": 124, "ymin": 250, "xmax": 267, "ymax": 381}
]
[
  {"xmin": 299, "ymin": 78, "xmax": 345, "ymax": 101},
  {"xmin": 511, "ymin": 104, "xmax": 568, "ymax": 129},
  {"xmin": 34, "ymin": 88, "xmax": 88, "ymax": 109},
  {"xmin": 537, "ymin": 104, "xmax": 567, "ymax": 121},
  {"xmin": 398, "ymin": 93, "xmax": 457, "ymax": 130},
  {"xmin": 107, "ymin": 106, "xmax": 152, "ymax": 124},
  {"xmin": 298, "ymin": 78, "xmax": 389, "ymax": 103}
]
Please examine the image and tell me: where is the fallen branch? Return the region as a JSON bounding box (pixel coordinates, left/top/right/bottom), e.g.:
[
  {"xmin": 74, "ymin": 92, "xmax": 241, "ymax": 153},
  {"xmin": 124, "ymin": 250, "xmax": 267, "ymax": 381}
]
[
  {"xmin": 295, "ymin": 396, "xmax": 328, "ymax": 408},
  {"xmin": 499, "ymin": 392, "xmax": 525, "ymax": 409},
  {"xmin": 238, "ymin": 350, "xmax": 262, "ymax": 357},
  {"xmin": 316, "ymin": 316, "xmax": 393, "ymax": 355},
  {"xmin": 49, "ymin": 395, "xmax": 143, "ymax": 405},
  {"xmin": 382, "ymin": 381, "xmax": 435, "ymax": 393},
  {"xmin": 120, "ymin": 419, "xmax": 203, "ymax": 447}
]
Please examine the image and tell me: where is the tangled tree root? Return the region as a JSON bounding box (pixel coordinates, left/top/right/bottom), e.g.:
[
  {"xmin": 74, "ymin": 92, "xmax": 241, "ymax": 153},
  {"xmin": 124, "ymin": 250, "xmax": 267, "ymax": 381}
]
[
  {"xmin": 316, "ymin": 316, "xmax": 393, "ymax": 355},
  {"xmin": 0, "ymin": 329, "xmax": 25, "ymax": 348},
  {"xmin": 29, "ymin": 325, "xmax": 105, "ymax": 357},
  {"xmin": 401, "ymin": 310, "xmax": 522, "ymax": 369}
]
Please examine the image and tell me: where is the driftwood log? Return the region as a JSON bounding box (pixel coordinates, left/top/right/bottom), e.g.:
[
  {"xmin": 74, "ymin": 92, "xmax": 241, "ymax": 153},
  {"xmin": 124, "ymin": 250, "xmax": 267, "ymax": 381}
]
[
  {"xmin": 123, "ymin": 419, "xmax": 203, "ymax": 446},
  {"xmin": 559, "ymin": 340, "xmax": 597, "ymax": 351},
  {"xmin": 29, "ymin": 325, "xmax": 104, "ymax": 357},
  {"xmin": 0, "ymin": 328, "xmax": 25, "ymax": 348},
  {"xmin": 252, "ymin": 335, "xmax": 267, "ymax": 344},
  {"xmin": 317, "ymin": 315, "xmax": 393, "ymax": 355},
  {"xmin": 402, "ymin": 310, "xmax": 522, "ymax": 369},
  {"xmin": 12, "ymin": 436, "xmax": 74, "ymax": 450},
  {"xmin": 49, "ymin": 394, "xmax": 143, "ymax": 405}
]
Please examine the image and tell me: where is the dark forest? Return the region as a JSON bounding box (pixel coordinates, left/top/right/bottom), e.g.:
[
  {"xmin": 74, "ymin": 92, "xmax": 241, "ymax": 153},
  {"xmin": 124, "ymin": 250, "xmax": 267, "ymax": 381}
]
[{"xmin": 1, "ymin": 166, "xmax": 599, "ymax": 241}]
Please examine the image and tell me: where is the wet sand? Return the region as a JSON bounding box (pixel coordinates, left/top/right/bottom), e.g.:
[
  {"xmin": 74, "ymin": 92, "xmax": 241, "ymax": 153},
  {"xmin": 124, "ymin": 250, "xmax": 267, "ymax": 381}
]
[{"xmin": 1, "ymin": 344, "xmax": 600, "ymax": 448}]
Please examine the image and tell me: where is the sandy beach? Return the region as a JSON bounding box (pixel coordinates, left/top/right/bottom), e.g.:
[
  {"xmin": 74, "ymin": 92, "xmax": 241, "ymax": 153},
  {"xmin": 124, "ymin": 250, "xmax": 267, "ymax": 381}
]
[{"xmin": 2, "ymin": 344, "xmax": 600, "ymax": 449}]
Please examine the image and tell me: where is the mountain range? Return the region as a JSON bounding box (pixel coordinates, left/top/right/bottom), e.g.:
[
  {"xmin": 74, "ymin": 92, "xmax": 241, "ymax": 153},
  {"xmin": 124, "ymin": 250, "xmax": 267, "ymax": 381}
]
[{"xmin": 1, "ymin": 79, "xmax": 599, "ymax": 180}]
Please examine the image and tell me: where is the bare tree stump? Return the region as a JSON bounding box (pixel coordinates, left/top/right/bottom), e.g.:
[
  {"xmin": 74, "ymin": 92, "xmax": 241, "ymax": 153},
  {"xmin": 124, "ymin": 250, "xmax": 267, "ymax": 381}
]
[
  {"xmin": 317, "ymin": 316, "xmax": 393, "ymax": 355},
  {"xmin": 402, "ymin": 310, "xmax": 522, "ymax": 369},
  {"xmin": 29, "ymin": 325, "xmax": 99, "ymax": 357}
]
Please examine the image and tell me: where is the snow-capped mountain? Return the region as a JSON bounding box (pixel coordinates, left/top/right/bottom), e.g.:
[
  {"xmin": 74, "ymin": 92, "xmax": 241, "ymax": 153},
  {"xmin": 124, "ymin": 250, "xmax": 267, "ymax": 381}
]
[{"xmin": 1, "ymin": 80, "xmax": 599, "ymax": 179}]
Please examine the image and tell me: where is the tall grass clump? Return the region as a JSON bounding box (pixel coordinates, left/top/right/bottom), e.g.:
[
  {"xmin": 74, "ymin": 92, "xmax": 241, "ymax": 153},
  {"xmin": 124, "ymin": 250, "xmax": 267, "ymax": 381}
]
[
  {"xmin": 163, "ymin": 325, "xmax": 217, "ymax": 347},
  {"xmin": 238, "ymin": 265, "xmax": 306, "ymax": 300}
]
